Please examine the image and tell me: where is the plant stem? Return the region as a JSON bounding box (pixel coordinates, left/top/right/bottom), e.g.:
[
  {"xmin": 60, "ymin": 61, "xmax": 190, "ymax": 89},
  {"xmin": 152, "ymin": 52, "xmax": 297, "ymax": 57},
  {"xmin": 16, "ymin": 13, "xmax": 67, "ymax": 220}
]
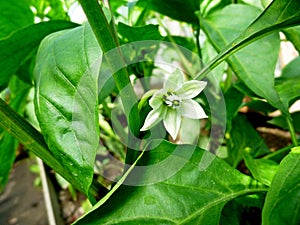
[
  {"xmin": 286, "ymin": 117, "xmax": 298, "ymax": 146},
  {"xmin": 78, "ymin": 0, "xmax": 140, "ymax": 136},
  {"xmin": 262, "ymin": 145, "xmax": 292, "ymax": 160},
  {"xmin": 78, "ymin": 0, "xmax": 142, "ymax": 166}
]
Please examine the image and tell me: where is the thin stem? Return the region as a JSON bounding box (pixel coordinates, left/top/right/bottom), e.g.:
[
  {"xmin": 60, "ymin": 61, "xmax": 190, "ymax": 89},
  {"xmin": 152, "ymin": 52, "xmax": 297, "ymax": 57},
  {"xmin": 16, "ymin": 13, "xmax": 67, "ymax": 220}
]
[
  {"xmin": 78, "ymin": 0, "xmax": 140, "ymax": 136},
  {"xmin": 262, "ymin": 144, "xmax": 292, "ymax": 160},
  {"xmin": 286, "ymin": 117, "xmax": 298, "ymax": 146}
]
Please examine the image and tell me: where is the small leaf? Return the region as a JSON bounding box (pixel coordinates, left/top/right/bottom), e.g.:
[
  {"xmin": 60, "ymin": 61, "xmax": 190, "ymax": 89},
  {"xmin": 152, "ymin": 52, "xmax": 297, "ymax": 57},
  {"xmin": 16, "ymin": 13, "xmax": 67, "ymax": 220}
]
[
  {"xmin": 244, "ymin": 152, "xmax": 278, "ymax": 186},
  {"xmin": 262, "ymin": 146, "xmax": 300, "ymax": 225},
  {"xmin": 74, "ymin": 140, "xmax": 266, "ymax": 225},
  {"xmin": 0, "ymin": 21, "xmax": 78, "ymax": 87},
  {"xmin": 118, "ymin": 23, "xmax": 162, "ymax": 42},
  {"xmin": 137, "ymin": 0, "xmax": 200, "ymax": 25},
  {"xmin": 34, "ymin": 23, "xmax": 101, "ymax": 195},
  {"xmin": 275, "ymin": 57, "xmax": 300, "ymax": 107},
  {"xmin": 283, "ymin": 26, "xmax": 300, "ymax": 53}
]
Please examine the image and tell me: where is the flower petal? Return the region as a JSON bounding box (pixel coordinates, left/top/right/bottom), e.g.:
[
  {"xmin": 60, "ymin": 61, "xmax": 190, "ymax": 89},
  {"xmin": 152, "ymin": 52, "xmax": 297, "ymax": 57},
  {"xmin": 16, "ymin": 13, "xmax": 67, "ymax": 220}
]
[
  {"xmin": 176, "ymin": 80, "xmax": 207, "ymax": 99},
  {"xmin": 140, "ymin": 107, "xmax": 163, "ymax": 131},
  {"xmin": 179, "ymin": 99, "xmax": 208, "ymax": 119},
  {"xmin": 163, "ymin": 69, "xmax": 183, "ymax": 91},
  {"xmin": 163, "ymin": 108, "xmax": 181, "ymax": 140},
  {"xmin": 149, "ymin": 89, "xmax": 164, "ymax": 109}
]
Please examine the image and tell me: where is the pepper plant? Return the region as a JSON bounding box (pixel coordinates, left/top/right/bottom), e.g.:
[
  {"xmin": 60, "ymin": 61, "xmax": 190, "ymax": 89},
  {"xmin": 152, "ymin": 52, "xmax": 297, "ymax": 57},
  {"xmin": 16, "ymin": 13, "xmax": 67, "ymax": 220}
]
[{"xmin": 0, "ymin": 0, "xmax": 300, "ymax": 224}]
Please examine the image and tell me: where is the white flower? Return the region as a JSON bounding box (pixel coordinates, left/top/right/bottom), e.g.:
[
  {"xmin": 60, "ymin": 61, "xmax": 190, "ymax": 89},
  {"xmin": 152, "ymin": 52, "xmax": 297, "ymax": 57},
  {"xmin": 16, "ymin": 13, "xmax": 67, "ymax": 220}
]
[{"xmin": 140, "ymin": 69, "xmax": 208, "ymax": 140}]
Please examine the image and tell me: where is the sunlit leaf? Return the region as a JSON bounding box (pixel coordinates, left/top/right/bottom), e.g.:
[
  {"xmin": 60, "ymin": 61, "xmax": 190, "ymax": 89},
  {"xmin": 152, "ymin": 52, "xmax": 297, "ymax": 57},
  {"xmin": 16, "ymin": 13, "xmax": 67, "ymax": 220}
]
[{"xmin": 34, "ymin": 23, "xmax": 101, "ymax": 195}]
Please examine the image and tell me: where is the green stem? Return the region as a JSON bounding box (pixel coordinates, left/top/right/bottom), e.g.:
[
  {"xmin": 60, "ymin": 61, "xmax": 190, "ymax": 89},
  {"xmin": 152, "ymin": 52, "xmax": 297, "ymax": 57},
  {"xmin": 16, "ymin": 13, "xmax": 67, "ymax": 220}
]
[
  {"xmin": 262, "ymin": 144, "xmax": 292, "ymax": 160},
  {"xmin": 78, "ymin": 0, "xmax": 141, "ymax": 166},
  {"xmin": 78, "ymin": 0, "xmax": 140, "ymax": 136},
  {"xmin": 0, "ymin": 99, "xmax": 106, "ymax": 199},
  {"xmin": 286, "ymin": 117, "xmax": 298, "ymax": 146}
]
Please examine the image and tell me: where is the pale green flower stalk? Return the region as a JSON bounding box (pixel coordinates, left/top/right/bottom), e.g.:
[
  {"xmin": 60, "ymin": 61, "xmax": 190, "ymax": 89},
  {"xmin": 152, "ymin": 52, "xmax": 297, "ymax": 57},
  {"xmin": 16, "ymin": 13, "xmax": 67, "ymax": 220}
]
[{"xmin": 140, "ymin": 69, "xmax": 208, "ymax": 140}]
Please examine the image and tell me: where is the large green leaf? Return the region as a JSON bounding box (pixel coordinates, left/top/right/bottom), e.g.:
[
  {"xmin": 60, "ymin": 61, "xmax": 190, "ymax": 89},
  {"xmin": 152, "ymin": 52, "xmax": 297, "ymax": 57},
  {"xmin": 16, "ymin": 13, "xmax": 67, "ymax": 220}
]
[
  {"xmin": 262, "ymin": 147, "xmax": 300, "ymax": 225},
  {"xmin": 198, "ymin": 0, "xmax": 300, "ymax": 75},
  {"xmin": 198, "ymin": 0, "xmax": 300, "ymax": 115},
  {"xmin": 34, "ymin": 23, "xmax": 101, "ymax": 195},
  {"xmin": 74, "ymin": 140, "xmax": 266, "ymax": 225},
  {"xmin": 0, "ymin": 21, "xmax": 78, "ymax": 87},
  {"xmin": 0, "ymin": 0, "xmax": 34, "ymax": 39},
  {"xmin": 202, "ymin": 4, "xmax": 283, "ymax": 113}
]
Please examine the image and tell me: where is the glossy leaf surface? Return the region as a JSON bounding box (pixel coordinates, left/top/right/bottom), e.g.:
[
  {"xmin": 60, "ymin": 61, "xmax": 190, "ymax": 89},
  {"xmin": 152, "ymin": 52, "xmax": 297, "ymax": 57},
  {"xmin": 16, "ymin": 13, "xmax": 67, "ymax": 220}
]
[
  {"xmin": 34, "ymin": 24, "xmax": 101, "ymax": 194},
  {"xmin": 74, "ymin": 140, "xmax": 266, "ymax": 225},
  {"xmin": 262, "ymin": 147, "xmax": 300, "ymax": 225}
]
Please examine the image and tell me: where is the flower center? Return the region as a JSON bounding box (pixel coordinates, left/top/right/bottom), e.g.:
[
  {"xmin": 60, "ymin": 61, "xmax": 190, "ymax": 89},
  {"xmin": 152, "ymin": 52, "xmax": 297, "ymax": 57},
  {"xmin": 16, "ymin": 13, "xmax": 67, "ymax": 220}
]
[{"xmin": 163, "ymin": 92, "xmax": 182, "ymax": 108}]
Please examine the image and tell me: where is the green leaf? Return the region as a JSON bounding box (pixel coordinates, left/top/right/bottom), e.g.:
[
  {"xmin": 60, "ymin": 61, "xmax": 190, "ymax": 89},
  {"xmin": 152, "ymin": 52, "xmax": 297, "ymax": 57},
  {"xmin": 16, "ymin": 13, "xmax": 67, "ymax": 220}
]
[
  {"xmin": 0, "ymin": 0, "xmax": 34, "ymax": 39},
  {"xmin": 283, "ymin": 26, "xmax": 300, "ymax": 53},
  {"xmin": 118, "ymin": 23, "xmax": 162, "ymax": 42},
  {"xmin": 34, "ymin": 23, "xmax": 101, "ymax": 195},
  {"xmin": 243, "ymin": 152, "xmax": 278, "ymax": 186},
  {"xmin": 199, "ymin": 0, "xmax": 300, "ymax": 76},
  {"xmin": 227, "ymin": 114, "xmax": 269, "ymax": 167},
  {"xmin": 137, "ymin": 0, "xmax": 200, "ymax": 25},
  {"xmin": 275, "ymin": 57, "xmax": 300, "ymax": 107},
  {"xmin": 262, "ymin": 146, "xmax": 300, "ymax": 225},
  {"xmin": 202, "ymin": 4, "xmax": 284, "ymax": 113},
  {"xmin": 74, "ymin": 140, "xmax": 266, "ymax": 225},
  {"xmin": 224, "ymin": 86, "xmax": 244, "ymax": 131},
  {"xmin": 0, "ymin": 133, "xmax": 18, "ymax": 192},
  {"xmin": 0, "ymin": 21, "xmax": 78, "ymax": 87}
]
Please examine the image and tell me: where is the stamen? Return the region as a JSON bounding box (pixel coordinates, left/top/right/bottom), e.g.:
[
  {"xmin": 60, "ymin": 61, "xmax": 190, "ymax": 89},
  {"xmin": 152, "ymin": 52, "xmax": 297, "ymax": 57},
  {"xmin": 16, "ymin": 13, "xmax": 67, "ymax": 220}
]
[{"xmin": 163, "ymin": 92, "xmax": 181, "ymax": 108}]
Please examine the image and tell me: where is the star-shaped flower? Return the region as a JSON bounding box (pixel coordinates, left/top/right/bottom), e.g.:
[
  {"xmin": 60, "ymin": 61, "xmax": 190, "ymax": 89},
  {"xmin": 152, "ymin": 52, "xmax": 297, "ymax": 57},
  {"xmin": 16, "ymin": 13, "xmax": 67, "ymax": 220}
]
[{"xmin": 140, "ymin": 69, "xmax": 208, "ymax": 140}]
